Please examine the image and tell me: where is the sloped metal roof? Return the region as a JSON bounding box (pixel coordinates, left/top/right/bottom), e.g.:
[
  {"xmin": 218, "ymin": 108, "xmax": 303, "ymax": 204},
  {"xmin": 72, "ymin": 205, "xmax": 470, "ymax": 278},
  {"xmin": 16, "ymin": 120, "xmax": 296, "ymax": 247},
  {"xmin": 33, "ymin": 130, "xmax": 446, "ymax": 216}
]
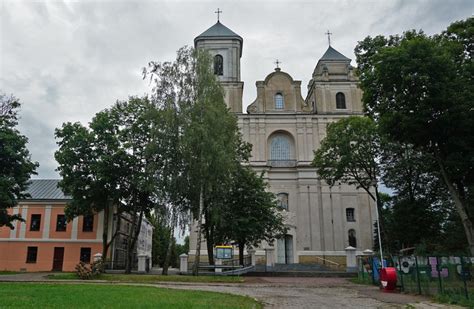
[
  {"xmin": 22, "ymin": 179, "xmax": 70, "ymax": 200},
  {"xmin": 194, "ymin": 21, "xmax": 243, "ymax": 56},
  {"xmin": 320, "ymin": 46, "xmax": 350, "ymax": 61},
  {"xmin": 195, "ymin": 21, "xmax": 242, "ymax": 41}
]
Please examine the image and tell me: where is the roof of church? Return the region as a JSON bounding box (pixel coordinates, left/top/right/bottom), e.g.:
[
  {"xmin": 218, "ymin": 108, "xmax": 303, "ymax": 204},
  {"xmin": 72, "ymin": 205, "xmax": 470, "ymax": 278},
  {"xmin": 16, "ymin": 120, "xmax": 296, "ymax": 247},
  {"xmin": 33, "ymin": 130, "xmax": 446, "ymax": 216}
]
[
  {"xmin": 22, "ymin": 179, "xmax": 70, "ymax": 200},
  {"xmin": 195, "ymin": 21, "xmax": 242, "ymax": 41},
  {"xmin": 320, "ymin": 46, "xmax": 350, "ymax": 61},
  {"xmin": 194, "ymin": 21, "xmax": 243, "ymax": 56}
]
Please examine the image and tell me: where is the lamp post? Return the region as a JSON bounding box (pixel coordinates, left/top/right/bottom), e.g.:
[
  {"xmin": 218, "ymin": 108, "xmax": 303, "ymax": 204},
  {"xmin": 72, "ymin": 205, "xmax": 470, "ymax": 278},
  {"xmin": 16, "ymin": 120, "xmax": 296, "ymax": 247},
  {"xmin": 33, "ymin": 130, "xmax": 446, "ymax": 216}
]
[{"xmin": 350, "ymin": 140, "xmax": 384, "ymax": 268}]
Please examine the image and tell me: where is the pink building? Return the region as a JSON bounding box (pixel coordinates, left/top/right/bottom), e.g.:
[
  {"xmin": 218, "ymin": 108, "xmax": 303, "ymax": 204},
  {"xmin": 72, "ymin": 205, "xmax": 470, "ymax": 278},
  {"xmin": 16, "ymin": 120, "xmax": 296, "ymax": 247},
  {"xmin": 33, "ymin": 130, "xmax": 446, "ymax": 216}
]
[{"xmin": 0, "ymin": 180, "xmax": 104, "ymax": 272}]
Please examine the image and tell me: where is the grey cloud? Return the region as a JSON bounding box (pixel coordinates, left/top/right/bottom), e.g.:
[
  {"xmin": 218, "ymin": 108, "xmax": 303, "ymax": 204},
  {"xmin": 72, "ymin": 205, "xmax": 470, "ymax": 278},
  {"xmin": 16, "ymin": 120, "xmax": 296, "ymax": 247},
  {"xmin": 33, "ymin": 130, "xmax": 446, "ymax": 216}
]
[{"xmin": 1, "ymin": 0, "xmax": 472, "ymax": 178}]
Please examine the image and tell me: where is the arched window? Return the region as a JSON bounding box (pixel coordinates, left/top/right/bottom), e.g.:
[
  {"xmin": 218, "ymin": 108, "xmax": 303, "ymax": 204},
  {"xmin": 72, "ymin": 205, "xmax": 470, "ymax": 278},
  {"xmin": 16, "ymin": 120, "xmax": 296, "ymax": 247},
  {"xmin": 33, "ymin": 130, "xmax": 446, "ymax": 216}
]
[
  {"xmin": 346, "ymin": 208, "xmax": 355, "ymax": 222},
  {"xmin": 270, "ymin": 135, "xmax": 291, "ymax": 160},
  {"xmin": 274, "ymin": 93, "xmax": 284, "ymax": 109},
  {"xmin": 336, "ymin": 92, "xmax": 346, "ymax": 109},
  {"xmin": 348, "ymin": 229, "xmax": 357, "ymax": 247},
  {"xmin": 277, "ymin": 193, "xmax": 289, "ymax": 211},
  {"xmin": 214, "ymin": 54, "xmax": 223, "ymax": 75}
]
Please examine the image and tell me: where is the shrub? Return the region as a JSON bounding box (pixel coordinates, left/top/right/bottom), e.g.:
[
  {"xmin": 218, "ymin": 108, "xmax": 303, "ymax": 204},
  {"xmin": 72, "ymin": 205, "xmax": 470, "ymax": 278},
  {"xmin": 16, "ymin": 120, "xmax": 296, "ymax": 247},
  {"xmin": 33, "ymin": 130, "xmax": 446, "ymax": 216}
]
[{"xmin": 75, "ymin": 259, "xmax": 104, "ymax": 280}]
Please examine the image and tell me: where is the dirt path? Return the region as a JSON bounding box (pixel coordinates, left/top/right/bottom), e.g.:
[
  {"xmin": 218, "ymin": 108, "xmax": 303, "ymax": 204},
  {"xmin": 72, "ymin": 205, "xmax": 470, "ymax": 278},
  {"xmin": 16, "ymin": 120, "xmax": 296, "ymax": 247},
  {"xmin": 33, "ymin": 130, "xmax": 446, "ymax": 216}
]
[{"xmin": 0, "ymin": 273, "xmax": 459, "ymax": 308}]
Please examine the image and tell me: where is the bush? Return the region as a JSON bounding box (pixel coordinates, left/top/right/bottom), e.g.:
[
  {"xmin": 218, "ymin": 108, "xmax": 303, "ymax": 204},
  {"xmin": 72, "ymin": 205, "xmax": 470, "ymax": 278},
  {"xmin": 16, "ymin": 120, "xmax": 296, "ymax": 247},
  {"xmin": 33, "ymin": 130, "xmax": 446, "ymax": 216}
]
[{"xmin": 75, "ymin": 259, "xmax": 104, "ymax": 280}]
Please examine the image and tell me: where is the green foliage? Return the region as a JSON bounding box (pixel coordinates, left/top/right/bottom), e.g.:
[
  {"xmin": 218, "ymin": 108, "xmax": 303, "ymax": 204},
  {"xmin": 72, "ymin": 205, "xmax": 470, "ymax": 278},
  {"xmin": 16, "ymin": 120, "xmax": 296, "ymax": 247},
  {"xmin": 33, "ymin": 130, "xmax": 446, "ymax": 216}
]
[
  {"xmin": 0, "ymin": 93, "xmax": 38, "ymax": 229},
  {"xmin": 148, "ymin": 212, "xmax": 180, "ymax": 268},
  {"xmin": 312, "ymin": 116, "xmax": 380, "ymax": 196},
  {"xmin": 55, "ymin": 96, "xmax": 160, "ymax": 263},
  {"xmin": 176, "ymin": 236, "xmax": 189, "ymax": 257},
  {"xmin": 355, "ymin": 17, "xmax": 474, "ymax": 254},
  {"xmin": 219, "ymin": 165, "xmax": 287, "ymax": 263},
  {"xmin": 144, "ymin": 47, "xmax": 249, "ymax": 273}
]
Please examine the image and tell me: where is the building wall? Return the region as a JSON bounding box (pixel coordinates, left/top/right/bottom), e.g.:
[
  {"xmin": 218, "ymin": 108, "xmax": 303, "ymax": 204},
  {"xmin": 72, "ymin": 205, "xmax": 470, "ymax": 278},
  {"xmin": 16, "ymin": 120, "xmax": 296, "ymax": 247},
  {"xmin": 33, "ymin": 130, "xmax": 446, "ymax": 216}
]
[{"xmin": 0, "ymin": 202, "xmax": 104, "ymax": 272}]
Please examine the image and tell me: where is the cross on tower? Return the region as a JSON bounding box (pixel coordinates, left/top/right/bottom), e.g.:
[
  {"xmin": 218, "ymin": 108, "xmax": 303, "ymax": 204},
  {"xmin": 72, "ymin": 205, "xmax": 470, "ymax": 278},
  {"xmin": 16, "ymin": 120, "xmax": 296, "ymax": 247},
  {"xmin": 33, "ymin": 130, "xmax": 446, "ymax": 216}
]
[
  {"xmin": 325, "ymin": 30, "xmax": 333, "ymax": 46},
  {"xmin": 274, "ymin": 59, "xmax": 281, "ymax": 69},
  {"xmin": 215, "ymin": 8, "xmax": 222, "ymax": 21}
]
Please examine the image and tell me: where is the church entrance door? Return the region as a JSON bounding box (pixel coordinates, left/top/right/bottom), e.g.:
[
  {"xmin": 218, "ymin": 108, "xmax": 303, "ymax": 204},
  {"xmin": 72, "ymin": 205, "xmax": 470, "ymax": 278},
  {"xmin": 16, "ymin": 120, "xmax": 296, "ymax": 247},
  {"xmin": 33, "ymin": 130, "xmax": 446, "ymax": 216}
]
[{"xmin": 276, "ymin": 235, "xmax": 293, "ymax": 264}]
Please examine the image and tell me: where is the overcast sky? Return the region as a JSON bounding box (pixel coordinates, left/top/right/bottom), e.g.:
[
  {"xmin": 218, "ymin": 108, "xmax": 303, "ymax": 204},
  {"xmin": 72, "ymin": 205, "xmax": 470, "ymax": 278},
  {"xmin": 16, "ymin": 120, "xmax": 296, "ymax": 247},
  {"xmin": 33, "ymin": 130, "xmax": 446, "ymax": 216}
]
[{"xmin": 1, "ymin": 0, "xmax": 472, "ymax": 179}]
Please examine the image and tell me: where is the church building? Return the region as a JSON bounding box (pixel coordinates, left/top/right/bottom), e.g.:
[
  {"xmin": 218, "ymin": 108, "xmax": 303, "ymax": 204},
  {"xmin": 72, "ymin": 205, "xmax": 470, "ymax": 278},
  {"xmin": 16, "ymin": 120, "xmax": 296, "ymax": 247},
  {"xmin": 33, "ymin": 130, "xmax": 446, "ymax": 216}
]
[{"xmin": 189, "ymin": 19, "xmax": 376, "ymax": 267}]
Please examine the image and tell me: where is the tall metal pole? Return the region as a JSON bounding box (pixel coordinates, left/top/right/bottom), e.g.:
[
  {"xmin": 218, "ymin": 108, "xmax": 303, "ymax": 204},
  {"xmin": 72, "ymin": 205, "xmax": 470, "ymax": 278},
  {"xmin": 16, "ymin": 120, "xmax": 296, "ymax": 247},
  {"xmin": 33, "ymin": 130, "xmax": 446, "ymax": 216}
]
[{"xmin": 374, "ymin": 189, "xmax": 384, "ymax": 268}]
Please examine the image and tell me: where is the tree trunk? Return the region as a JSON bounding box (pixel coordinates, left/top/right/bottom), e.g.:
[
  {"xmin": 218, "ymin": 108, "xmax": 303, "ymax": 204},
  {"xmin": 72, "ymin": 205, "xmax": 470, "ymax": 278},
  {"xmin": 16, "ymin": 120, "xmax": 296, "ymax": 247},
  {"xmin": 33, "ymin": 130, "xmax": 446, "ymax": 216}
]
[
  {"xmin": 205, "ymin": 212, "xmax": 215, "ymax": 266},
  {"xmin": 192, "ymin": 185, "xmax": 204, "ymax": 276},
  {"xmin": 162, "ymin": 210, "xmax": 177, "ymax": 275},
  {"xmin": 102, "ymin": 202, "xmax": 110, "ymax": 259},
  {"xmin": 436, "ymin": 156, "xmax": 474, "ymax": 255},
  {"xmin": 238, "ymin": 240, "xmax": 245, "ymax": 266},
  {"xmin": 374, "ymin": 186, "xmax": 388, "ymax": 248},
  {"xmin": 125, "ymin": 210, "xmax": 144, "ymax": 274}
]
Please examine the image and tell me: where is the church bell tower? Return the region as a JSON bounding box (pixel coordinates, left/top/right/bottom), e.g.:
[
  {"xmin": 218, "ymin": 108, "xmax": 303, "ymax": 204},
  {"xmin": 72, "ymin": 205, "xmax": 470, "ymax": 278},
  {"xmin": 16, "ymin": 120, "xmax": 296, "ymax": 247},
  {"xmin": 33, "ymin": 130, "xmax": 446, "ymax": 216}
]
[{"xmin": 194, "ymin": 16, "xmax": 244, "ymax": 113}]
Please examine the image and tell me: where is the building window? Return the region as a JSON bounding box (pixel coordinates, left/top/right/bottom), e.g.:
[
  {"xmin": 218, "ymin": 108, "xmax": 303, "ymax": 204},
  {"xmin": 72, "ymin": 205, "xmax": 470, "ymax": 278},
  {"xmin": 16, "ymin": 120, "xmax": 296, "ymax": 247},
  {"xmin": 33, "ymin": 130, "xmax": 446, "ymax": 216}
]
[
  {"xmin": 214, "ymin": 54, "xmax": 223, "ymax": 75},
  {"xmin": 277, "ymin": 193, "xmax": 289, "ymax": 211},
  {"xmin": 275, "ymin": 93, "xmax": 284, "ymax": 109},
  {"xmin": 348, "ymin": 229, "xmax": 357, "ymax": 247},
  {"xmin": 26, "ymin": 247, "xmax": 38, "ymax": 263},
  {"xmin": 80, "ymin": 247, "xmax": 91, "ymax": 263},
  {"xmin": 346, "ymin": 208, "xmax": 355, "ymax": 222},
  {"xmin": 270, "ymin": 135, "xmax": 291, "ymax": 161},
  {"xmin": 336, "ymin": 92, "xmax": 346, "ymax": 109},
  {"xmin": 56, "ymin": 214, "xmax": 67, "ymax": 232},
  {"xmin": 83, "ymin": 215, "xmax": 94, "ymax": 232},
  {"xmin": 30, "ymin": 214, "xmax": 41, "ymax": 231}
]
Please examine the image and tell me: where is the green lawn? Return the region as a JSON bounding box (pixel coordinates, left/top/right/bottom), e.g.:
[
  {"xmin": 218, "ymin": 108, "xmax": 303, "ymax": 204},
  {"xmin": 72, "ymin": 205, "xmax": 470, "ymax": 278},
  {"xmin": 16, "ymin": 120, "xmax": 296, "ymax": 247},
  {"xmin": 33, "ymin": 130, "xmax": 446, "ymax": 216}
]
[
  {"xmin": 47, "ymin": 272, "xmax": 245, "ymax": 283},
  {"xmin": 0, "ymin": 283, "xmax": 261, "ymax": 308},
  {"xmin": 0, "ymin": 271, "xmax": 19, "ymax": 275}
]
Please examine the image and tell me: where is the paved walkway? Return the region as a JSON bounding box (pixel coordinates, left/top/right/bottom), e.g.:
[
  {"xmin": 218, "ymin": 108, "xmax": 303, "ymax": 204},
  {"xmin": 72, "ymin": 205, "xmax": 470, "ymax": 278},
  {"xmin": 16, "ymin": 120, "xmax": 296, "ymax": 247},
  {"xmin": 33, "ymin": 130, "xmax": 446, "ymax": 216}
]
[{"xmin": 0, "ymin": 273, "xmax": 459, "ymax": 308}]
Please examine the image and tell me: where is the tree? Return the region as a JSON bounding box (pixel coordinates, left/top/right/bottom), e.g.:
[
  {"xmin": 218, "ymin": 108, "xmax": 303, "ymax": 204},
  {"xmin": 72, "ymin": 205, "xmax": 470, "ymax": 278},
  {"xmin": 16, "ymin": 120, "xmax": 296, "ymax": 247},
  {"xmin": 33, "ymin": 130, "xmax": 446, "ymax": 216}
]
[
  {"xmin": 355, "ymin": 17, "xmax": 474, "ymax": 254},
  {"xmin": 55, "ymin": 96, "xmax": 160, "ymax": 269},
  {"xmin": 312, "ymin": 116, "xmax": 387, "ymax": 251},
  {"xmin": 0, "ymin": 93, "xmax": 38, "ymax": 229},
  {"xmin": 144, "ymin": 47, "xmax": 245, "ymax": 275},
  {"xmin": 220, "ymin": 165, "xmax": 287, "ymax": 265}
]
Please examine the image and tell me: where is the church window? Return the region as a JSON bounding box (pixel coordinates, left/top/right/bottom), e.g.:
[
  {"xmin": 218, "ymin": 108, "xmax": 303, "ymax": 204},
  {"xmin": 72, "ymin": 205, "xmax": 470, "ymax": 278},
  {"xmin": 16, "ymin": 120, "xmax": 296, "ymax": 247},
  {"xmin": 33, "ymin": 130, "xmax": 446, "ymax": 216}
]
[
  {"xmin": 277, "ymin": 193, "xmax": 289, "ymax": 211},
  {"xmin": 336, "ymin": 92, "xmax": 346, "ymax": 109},
  {"xmin": 346, "ymin": 208, "xmax": 355, "ymax": 222},
  {"xmin": 214, "ymin": 54, "xmax": 223, "ymax": 75},
  {"xmin": 348, "ymin": 229, "xmax": 357, "ymax": 247},
  {"xmin": 275, "ymin": 93, "xmax": 284, "ymax": 109},
  {"xmin": 270, "ymin": 135, "xmax": 291, "ymax": 160}
]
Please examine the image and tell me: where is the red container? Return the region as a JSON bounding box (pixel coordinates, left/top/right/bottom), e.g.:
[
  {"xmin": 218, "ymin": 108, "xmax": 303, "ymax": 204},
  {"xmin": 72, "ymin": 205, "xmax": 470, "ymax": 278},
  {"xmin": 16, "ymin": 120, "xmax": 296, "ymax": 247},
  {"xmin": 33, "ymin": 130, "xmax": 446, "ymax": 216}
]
[{"xmin": 380, "ymin": 267, "xmax": 397, "ymax": 292}]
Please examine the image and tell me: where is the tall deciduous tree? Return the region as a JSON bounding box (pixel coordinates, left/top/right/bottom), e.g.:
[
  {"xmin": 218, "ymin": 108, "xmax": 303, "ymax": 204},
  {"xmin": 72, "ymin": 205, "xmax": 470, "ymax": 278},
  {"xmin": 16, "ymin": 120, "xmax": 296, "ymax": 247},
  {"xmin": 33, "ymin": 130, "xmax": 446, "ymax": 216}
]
[
  {"xmin": 312, "ymin": 116, "xmax": 386, "ymax": 250},
  {"xmin": 355, "ymin": 17, "xmax": 474, "ymax": 254},
  {"xmin": 55, "ymin": 96, "xmax": 159, "ymax": 268},
  {"xmin": 220, "ymin": 166, "xmax": 287, "ymax": 265},
  {"xmin": 0, "ymin": 93, "xmax": 38, "ymax": 228},
  {"xmin": 144, "ymin": 47, "xmax": 245, "ymax": 275}
]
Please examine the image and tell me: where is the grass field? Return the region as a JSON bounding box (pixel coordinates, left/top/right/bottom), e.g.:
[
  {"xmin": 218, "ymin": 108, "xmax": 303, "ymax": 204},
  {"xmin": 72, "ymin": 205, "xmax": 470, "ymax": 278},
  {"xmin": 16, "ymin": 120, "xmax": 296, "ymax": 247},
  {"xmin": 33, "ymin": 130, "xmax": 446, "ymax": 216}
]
[
  {"xmin": 0, "ymin": 271, "xmax": 19, "ymax": 275},
  {"xmin": 47, "ymin": 272, "xmax": 245, "ymax": 283},
  {"xmin": 0, "ymin": 283, "xmax": 261, "ymax": 308}
]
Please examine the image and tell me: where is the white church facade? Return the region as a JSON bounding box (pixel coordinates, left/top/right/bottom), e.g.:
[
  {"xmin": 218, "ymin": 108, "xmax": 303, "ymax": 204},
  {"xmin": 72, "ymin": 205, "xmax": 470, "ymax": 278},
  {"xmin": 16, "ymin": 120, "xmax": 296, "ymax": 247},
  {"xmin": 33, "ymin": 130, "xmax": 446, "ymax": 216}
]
[{"xmin": 189, "ymin": 20, "xmax": 376, "ymax": 266}]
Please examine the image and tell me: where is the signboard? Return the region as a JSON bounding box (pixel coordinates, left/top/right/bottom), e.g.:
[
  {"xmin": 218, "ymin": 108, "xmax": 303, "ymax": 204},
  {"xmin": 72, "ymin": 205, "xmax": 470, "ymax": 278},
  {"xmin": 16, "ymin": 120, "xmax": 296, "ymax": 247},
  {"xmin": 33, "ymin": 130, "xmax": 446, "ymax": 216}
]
[{"xmin": 215, "ymin": 246, "xmax": 233, "ymax": 259}]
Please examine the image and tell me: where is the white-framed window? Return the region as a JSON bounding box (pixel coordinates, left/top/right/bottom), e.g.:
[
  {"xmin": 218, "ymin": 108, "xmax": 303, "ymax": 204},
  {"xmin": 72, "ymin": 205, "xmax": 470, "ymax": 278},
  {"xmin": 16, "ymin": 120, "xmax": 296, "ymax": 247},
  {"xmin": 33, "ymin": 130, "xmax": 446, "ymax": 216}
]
[
  {"xmin": 270, "ymin": 135, "xmax": 291, "ymax": 160},
  {"xmin": 275, "ymin": 93, "xmax": 284, "ymax": 109}
]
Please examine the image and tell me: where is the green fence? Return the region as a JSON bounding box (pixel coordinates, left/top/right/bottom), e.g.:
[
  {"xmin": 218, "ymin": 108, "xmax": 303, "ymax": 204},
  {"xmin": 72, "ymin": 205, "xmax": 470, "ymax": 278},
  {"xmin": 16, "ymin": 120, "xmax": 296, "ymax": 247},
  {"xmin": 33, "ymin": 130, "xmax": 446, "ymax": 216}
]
[{"xmin": 357, "ymin": 255, "xmax": 473, "ymax": 302}]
